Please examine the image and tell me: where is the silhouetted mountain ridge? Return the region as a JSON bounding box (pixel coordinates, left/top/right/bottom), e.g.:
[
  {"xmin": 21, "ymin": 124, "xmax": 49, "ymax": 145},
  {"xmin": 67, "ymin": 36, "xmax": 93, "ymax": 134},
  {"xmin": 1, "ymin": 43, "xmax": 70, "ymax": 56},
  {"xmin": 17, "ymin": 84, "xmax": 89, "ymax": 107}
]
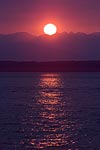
[{"xmin": 0, "ymin": 32, "xmax": 100, "ymax": 61}]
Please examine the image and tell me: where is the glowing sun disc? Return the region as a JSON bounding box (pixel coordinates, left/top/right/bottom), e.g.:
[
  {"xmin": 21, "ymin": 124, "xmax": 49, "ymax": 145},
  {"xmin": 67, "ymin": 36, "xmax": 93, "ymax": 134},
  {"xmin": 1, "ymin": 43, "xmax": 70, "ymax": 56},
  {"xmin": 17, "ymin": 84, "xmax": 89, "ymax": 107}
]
[{"xmin": 44, "ymin": 24, "xmax": 57, "ymax": 35}]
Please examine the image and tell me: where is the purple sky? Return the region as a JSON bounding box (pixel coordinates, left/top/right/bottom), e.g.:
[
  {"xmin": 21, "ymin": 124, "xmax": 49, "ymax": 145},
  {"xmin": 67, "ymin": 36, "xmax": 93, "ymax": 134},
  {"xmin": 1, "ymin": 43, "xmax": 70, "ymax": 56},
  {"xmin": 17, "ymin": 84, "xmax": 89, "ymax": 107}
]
[{"xmin": 0, "ymin": 0, "xmax": 100, "ymax": 35}]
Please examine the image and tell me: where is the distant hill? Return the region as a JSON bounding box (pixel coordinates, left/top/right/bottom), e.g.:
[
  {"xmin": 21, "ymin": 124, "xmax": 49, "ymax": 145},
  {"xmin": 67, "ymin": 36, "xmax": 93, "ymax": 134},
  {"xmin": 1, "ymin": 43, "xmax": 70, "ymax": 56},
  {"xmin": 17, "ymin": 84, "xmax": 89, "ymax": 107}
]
[
  {"xmin": 0, "ymin": 61, "xmax": 100, "ymax": 72},
  {"xmin": 0, "ymin": 32, "xmax": 100, "ymax": 61}
]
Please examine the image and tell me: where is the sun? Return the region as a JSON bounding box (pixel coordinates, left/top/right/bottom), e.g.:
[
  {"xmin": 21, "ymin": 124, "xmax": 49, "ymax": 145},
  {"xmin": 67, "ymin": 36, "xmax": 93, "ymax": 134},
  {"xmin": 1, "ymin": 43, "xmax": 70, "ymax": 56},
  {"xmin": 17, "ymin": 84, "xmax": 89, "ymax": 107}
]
[{"xmin": 43, "ymin": 24, "xmax": 57, "ymax": 35}]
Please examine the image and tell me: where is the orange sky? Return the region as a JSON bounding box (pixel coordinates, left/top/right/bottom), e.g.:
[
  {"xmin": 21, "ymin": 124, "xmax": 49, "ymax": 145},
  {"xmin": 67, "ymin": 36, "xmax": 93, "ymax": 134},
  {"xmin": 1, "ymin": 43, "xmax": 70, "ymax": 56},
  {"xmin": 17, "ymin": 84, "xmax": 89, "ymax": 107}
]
[{"xmin": 0, "ymin": 0, "xmax": 100, "ymax": 35}]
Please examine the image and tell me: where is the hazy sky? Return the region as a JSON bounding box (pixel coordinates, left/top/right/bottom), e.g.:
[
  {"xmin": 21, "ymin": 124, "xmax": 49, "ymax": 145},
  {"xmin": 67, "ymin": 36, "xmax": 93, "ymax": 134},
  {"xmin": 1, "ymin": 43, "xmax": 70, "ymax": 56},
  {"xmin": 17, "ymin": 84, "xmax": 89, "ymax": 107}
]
[{"xmin": 0, "ymin": 0, "xmax": 100, "ymax": 35}]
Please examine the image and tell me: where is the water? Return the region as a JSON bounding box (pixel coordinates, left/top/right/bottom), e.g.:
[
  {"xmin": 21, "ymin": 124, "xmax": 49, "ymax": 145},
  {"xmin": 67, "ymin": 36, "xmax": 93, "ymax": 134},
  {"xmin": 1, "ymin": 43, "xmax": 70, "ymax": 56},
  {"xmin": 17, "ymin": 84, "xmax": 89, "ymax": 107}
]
[{"xmin": 0, "ymin": 72, "xmax": 100, "ymax": 150}]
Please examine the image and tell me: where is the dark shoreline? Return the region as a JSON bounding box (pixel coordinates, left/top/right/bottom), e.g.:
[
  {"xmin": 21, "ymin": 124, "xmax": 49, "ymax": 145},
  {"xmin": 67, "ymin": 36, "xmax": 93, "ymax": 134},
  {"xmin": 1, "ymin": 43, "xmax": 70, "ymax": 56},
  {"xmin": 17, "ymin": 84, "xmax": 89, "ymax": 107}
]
[{"xmin": 0, "ymin": 61, "xmax": 100, "ymax": 72}]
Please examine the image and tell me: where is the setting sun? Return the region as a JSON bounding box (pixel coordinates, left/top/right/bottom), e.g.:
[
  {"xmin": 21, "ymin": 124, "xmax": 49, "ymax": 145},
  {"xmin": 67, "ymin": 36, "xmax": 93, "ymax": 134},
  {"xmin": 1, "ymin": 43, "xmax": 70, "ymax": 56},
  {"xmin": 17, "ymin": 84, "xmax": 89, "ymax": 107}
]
[{"xmin": 43, "ymin": 24, "xmax": 57, "ymax": 35}]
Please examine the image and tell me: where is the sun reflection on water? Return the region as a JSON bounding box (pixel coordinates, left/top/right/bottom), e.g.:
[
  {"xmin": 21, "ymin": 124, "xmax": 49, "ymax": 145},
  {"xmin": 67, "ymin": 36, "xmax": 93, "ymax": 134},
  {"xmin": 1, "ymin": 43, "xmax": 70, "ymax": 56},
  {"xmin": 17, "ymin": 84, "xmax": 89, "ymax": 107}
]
[
  {"xmin": 20, "ymin": 73, "xmax": 77, "ymax": 149},
  {"xmin": 31, "ymin": 73, "xmax": 70, "ymax": 149}
]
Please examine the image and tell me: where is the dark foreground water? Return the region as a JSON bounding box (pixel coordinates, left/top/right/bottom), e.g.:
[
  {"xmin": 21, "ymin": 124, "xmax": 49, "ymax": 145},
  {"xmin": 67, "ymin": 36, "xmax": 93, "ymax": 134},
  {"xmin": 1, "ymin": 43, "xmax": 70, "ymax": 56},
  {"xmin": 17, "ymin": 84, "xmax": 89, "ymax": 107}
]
[{"xmin": 0, "ymin": 72, "xmax": 100, "ymax": 150}]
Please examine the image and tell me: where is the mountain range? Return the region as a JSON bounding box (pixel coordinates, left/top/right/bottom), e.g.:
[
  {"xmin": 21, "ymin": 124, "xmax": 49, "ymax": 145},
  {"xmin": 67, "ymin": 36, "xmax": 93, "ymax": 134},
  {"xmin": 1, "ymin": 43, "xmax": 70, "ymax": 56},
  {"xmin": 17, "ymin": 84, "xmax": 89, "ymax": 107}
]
[{"xmin": 0, "ymin": 32, "xmax": 100, "ymax": 61}]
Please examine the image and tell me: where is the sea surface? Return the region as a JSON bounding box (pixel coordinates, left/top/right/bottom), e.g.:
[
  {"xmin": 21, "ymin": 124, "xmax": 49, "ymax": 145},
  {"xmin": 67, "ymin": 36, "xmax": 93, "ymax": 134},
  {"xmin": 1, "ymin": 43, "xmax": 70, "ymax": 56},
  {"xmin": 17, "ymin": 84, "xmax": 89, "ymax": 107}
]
[{"xmin": 0, "ymin": 72, "xmax": 100, "ymax": 150}]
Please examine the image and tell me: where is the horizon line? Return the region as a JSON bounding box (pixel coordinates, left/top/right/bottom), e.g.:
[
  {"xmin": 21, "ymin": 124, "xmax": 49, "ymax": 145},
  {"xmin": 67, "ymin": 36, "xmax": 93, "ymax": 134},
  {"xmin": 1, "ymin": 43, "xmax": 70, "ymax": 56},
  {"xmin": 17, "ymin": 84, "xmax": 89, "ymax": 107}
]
[{"xmin": 1, "ymin": 31, "xmax": 100, "ymax": 36}]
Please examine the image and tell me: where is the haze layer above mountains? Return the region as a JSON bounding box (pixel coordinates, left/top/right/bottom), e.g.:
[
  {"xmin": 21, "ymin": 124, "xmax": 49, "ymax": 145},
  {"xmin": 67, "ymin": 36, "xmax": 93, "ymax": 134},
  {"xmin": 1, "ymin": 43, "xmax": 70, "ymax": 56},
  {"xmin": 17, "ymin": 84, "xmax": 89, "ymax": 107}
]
[{"xmin": 0, "ymin": 32, "xmax": 100, "ymax": 61}]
